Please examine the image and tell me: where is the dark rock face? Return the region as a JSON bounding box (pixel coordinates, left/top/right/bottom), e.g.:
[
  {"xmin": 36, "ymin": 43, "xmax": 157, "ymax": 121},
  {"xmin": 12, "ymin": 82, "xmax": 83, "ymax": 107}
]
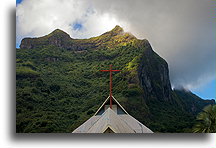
[
  {"xmin": 138, "ymin": 41, "xmax": 172, "ymax": 101},
  {"xmin": 47, "ymin": 32, "xmax": 70, "ymax": 47},
  {"xmin": 20, "ymin": 38, "xmax": 36, "ymax": 49}
]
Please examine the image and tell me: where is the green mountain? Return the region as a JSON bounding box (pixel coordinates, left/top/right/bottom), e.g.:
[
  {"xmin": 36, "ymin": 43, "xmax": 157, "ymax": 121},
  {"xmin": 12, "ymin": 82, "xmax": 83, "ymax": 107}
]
[{"xmin": 16, "ymin": 25, "xmax": 215, "ymax": 133}]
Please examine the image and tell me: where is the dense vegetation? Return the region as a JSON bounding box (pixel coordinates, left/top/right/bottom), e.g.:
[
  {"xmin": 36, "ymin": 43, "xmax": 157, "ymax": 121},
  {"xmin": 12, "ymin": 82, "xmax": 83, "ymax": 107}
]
[
  {"xmin": 16, "ymin": 26, "xmax": 215, "ymax": 133},
  {"xmin": 193, "ymin": 104, "xmax": 216, "ymax": 133}
]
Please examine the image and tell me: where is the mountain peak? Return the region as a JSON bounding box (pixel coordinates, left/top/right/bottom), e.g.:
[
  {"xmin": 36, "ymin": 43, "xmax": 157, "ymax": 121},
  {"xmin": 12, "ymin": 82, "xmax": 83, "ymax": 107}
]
[
  {"xmin": 48, "ymin": 29, "xmax": 70, "ymax": 38},
  {"xmin": 51, "ymin": 28, "xmax": 66, "ymax": 33},
  {"xmin": 111, "ymin": 25, "xmax": 124, "ymax": 33},
  {"xmin": 20, "ymin": 29, "xmax": 71, "ymax": 49},
  {"xmin": 99, "ymin": 25, "xmax": 127, "ymax": 39}
]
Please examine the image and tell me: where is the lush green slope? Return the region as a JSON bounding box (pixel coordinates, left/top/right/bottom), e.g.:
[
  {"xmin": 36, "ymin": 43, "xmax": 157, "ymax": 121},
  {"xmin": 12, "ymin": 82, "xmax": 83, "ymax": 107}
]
[{"xmin": 16, "ymin": 26, "xmax": 215, "ymax": 133}]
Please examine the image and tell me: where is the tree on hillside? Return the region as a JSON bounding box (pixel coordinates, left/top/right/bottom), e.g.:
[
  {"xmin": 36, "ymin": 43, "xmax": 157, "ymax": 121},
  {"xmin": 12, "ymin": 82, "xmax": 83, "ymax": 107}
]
[{"xmin": 193, "ymin": 104, "xmax": 216, "ymax": 133}]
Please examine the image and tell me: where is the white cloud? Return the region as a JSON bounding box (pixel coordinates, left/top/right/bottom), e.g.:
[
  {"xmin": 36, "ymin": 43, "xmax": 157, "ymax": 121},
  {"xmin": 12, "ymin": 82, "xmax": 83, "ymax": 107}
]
[
  {"xmin": 16, "ymin": 0, "xmax": 126, "ymax": 40},
  {"xmin": 16, "ymin": 0, "xmax": 216, "ymax": 90},
  {"xmin": 16, "ymin": 0, "xmax": 88, "ymax": 39}
]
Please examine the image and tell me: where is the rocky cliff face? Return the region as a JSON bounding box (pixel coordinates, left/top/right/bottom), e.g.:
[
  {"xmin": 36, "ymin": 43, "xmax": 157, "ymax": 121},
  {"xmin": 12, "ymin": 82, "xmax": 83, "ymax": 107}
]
[{"xmin": 137, "ymin": 41, "xmax": 172, "ymax": 101}]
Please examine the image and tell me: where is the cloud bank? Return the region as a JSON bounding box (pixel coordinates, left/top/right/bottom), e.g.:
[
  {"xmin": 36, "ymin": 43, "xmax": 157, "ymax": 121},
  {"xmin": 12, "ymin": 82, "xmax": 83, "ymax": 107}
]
[
  {"xmin": 16, "ymin": 0, "xmax": 127, "ymax": 45},
  {"xmin": 16, "ymin": 0, "xmax": 215, "ymax": 90}
]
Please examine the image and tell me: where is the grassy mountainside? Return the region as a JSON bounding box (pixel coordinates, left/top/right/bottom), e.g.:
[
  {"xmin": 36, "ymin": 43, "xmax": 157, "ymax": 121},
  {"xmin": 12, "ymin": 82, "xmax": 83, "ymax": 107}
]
[{"xmin": 16, "ymin": 26, "xmax": 215, "ymax": 133}]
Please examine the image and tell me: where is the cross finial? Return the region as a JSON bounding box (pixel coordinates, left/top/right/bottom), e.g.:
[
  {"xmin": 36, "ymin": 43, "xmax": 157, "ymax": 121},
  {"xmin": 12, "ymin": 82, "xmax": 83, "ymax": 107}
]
[{"xmin": 100, "ymin": 65, "xmax": 121, "ymax": 109}]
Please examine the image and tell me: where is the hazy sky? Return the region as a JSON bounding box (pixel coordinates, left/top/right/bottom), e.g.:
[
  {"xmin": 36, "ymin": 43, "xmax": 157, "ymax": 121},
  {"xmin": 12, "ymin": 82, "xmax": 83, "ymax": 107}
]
[{"xmin": 16, "ymin": 0, "xmax": 215, "ymax": 98}]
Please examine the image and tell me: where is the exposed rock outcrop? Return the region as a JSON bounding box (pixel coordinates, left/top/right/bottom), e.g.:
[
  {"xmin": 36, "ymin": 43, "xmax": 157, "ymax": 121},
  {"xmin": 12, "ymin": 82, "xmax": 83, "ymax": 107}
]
[
  {"xmin": 138, "ymin": 41, "xmax": 172, "ymax": 101},
  {"xmin": 20, "ymin": 29, "xmax": 71, "ymax": 49}
]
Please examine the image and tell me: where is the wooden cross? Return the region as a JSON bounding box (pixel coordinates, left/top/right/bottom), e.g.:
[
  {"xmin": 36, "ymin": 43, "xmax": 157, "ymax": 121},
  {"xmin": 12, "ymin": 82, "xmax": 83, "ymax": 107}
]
[{"xmin": 100, "ymin": 65, "xmax": 121, "ymax": 109}]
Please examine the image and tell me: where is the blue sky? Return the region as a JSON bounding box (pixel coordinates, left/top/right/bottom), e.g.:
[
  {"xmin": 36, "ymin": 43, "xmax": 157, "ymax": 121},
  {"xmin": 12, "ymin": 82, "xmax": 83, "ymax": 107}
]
[
  {"xmin": 73, "ymin": 23, "xmax": 83, "ymax": 31},
  {"xmin": 192, "ymin": 79, "xmax": 215, "ymax": 100},
  {"xmin": 16, "ymin": 0, "xmax": 22, "ymax": 5},
  {"xmin": 15, "ymin": 0, "xmax": 21, "ymax": 47},
  {"xmin": 16, "ymin": 0, "xmax": 215, "ymax": 100}
]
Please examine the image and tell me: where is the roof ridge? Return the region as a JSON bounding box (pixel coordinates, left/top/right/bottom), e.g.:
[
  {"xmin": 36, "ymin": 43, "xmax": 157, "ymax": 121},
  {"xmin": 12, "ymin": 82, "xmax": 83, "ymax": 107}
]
[{"xmin": 94, "ymin": 95, "xmax": 128, "ymax": 116}]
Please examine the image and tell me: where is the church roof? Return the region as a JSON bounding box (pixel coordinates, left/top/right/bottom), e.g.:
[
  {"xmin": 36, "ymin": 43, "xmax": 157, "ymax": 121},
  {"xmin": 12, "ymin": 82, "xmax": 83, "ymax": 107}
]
[
  {"xmin": 94, "ymin": 96, "xmax": 128, "ymax": 116},
  {"xmin": 72, "ymin": 96, "xmax": 153, "ymax": 133},
  {"xmin": 88, "ymin": 108, "xmax": 134, "ymax": 133}
]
